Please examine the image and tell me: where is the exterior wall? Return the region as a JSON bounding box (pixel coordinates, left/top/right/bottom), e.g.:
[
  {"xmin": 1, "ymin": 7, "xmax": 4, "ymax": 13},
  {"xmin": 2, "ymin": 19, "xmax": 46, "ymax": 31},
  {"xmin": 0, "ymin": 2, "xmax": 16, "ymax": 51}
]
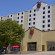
[
  {"xmin": 42, "ymin": 31, "xmax": 55, "ymax": 51},
  {"xmin": 51, "ymin": 5, "xmax": 55, "ymax": 30},
  {"xmin": 28, "ymin": 2, "xmax": 48, "ymax": 30},
  {"xmin": 28, "ymin": 2, "xmax": 53, "ymax": 31},
  {"xmin": 28, "ymin": 9, "xmax": 32, "ymax": 28},
  {"xmin": 22, "ymin": 28, "xmax": 55, "ymax": 51},
  {"xmin": 0, "ymin": 14, "xmax": 13, "ymax": 20},
  {"xmin": 0, "ymin": 16, "xmax": 7, "ymax": 20},
  {"xmin": 23, "ymin": 11, "xmax": 28, "ymax": 31},
  {"xmin": 0, "ymin": 11, "xmax": 28, "ymax": 31},
  {"xmin": 22, "ymin": 28, "xmax": 42, "ymax": 51},
  {"xmin": 12, "ymin": 13, "xmax": 17, "ymax": 21},
  {"xmin": 32, "ymin": 2, "xmax": 48, "ymax": 30},
  {"xmin": 17, "ymin": 11, "xmax": 24, "ymax": 25}
]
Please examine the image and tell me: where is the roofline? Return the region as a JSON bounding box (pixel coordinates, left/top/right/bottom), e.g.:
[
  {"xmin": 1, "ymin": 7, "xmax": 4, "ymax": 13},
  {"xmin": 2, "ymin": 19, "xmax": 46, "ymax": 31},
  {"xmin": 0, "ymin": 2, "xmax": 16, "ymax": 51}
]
[
  {"xmin": 33, "ymin": 1, "xmax": 48, "ymax": 7},
  {"xmin": 51, "ymin": 3, "xmax": 55, "ymax": 6},
  {"xmin": 0, "ymin": 10, "xmax": 29, "ymax": 17},
  {"xmin": 25, "ymin": 27, "xmax": 55, "ymax": 32}
]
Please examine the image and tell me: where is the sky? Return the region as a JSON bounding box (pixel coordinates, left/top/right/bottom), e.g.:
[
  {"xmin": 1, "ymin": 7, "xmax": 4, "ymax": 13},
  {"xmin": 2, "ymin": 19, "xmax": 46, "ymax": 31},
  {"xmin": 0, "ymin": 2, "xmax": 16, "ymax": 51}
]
[{"xmin": 0, "ymin": 0, "xmax": 55, "ymax": 16}]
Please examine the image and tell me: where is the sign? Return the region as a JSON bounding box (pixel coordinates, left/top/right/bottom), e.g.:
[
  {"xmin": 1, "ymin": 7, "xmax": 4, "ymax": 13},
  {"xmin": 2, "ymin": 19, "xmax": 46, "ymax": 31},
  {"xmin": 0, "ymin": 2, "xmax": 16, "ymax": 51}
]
[
  {"xmin": 30, "ymin": 28, "xmax": 34, "ymax": 36},
  {"xmin": 37, "ymin": 1, "xmax": 41, "ymax": 8}
]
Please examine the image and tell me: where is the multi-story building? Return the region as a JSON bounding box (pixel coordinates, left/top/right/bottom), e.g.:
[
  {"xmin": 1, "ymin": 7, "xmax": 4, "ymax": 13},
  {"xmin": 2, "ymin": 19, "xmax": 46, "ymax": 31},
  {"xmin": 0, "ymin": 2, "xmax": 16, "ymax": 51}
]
[
  {"xmin": 0, "ymin": 11, "xmax": 28, "ymax": 31},
  {"xmin": 28, "ymin": 1, "xmax": 55, "ymax": 31},
  {"xmin": 0, "ymin": 1, "xmax": 55, "ymax": 31},
  {"xmin": 0, "ymin": 0, "xmax": 55, "ymax": 51}
]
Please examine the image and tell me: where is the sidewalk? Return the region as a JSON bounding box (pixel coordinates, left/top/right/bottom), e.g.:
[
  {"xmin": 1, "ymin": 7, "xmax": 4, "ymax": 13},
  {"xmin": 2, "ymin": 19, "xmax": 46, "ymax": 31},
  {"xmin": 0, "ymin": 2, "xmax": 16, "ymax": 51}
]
[{"xmin": 2, "ymin": 51, "xmax": 55, "ymax": 55}]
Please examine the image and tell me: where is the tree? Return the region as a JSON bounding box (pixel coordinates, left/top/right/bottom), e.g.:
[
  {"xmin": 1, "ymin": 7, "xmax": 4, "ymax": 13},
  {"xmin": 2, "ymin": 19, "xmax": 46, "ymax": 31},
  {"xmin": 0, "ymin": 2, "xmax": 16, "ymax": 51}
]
[{"xmin": 0, "ymin": 19, "xmax": 24, "ymax": 46}]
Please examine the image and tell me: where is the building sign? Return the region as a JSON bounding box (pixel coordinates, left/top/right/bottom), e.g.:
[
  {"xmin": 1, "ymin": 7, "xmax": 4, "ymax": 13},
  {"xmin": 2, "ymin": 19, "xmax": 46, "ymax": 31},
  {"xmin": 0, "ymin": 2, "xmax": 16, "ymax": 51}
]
[
  {"xmin": 29, "ymin": 28, "xmax": 34, "ymax": 39},
  {"xmin": 30, "ymin": 28, "xmax": 34, "ymax": 36},
  {"xmin": 37, "ymin": 1, "xmax": 41, "ymax": 8}
]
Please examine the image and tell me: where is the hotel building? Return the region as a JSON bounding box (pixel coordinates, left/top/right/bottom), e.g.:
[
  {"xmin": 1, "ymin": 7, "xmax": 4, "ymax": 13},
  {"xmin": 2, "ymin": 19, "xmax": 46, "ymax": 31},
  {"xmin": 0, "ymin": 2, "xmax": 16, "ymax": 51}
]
[{"xmin": 0, "ymin": 1, "xmax": 55, "ymax": 51}]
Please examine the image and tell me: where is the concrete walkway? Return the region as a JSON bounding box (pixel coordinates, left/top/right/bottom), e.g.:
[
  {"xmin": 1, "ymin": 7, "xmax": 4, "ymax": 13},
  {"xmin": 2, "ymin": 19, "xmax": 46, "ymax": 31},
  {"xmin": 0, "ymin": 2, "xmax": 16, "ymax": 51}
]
[
  {"xmin": 33, "ymin": 51, "xmax": 55, "ymax": 55},
  {"xmin": 2, "ymin": 51, "xmax": 55, "ymax": 55}
]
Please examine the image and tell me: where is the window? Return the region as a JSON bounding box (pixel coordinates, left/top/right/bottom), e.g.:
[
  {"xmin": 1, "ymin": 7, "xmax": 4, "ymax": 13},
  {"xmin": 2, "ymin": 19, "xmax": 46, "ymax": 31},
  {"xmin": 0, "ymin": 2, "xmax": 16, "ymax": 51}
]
[
  {"xmin": 30, "ymin": 10, "xmax": 31, "ymax": 13},
  {"xmin": 48, "ymin": 15, "xmax": 50, "ymax": 18},
  {"xmin": 29, "ymin": 27, "xmax": 30, "ymax": 29},
  {"xmin": 29, "ymin": 15, "xmax": 31, "ymax": 17},
  {"xmin": 48, "ymin": 6, "xmax": 50, "ymax": 9},
  {"xmin": 42, "ymin": 25, "xmax": 45, "ymax": 28},
  {"xmin": 21, "ymin": 20, "xmax": 23, "ymax": 23},
  {"xmin": 29, "ymin": 23, "xmax": 31, "ymax": 25},
  {"xmin": 7, "ymin": 15, "xmax": 9, "ymax": 17},
  {"xmin": 17, "ymin": 17, "xmax": 19, "ymax": 19},
  {"xmin": 22, "ymin": 12, "xmax": 23, "ymax": 15},
  {"xmin": 34, "ymin": 14, "xmax": 36, "ymax": 16},
  {"xmin": 48, "ymin": 24, "xmax": 50, "ymax": 27},
  {"xmin": 43, "ymin": 7, "xmax": 45, "ymax": 10},
  {"xmin": 43, "ymin": 11, "xmax": 45, "ymax": 14},
  {"xmin": 11, "ymin": 15, "xmax": 12, "ymax": 17},
  {"xmin": 43, "ymin": 20, "xmax": 45, "ymax": 23},
  {"xmin": 17, "ymin": 21, "xmax": 19, "ymax": 23},
  {"xmin": 33, "ymin": 18, "xmax": 35, "ymax": 20},
  {"xmin": 48, "ymin": 29, "xmax": 50, "ymax": 30},
  {"xmin": 34, "ymin": 9, "xmax": 36, "ymax": 12},
  {"xmin": 48, "ymin": 11, "xmax": 50, "ymax": 13},
  {"xmin": 43, "ymin": 16, "xmax": 45, "ymax": 19},
  {"xmin": 29, "ymin": 19, "xmax": 31, "ymax": 21},
  {"xmin": 1, "ymin": 17, "xmax": 2, "ymax": 20},
  {"xmin": 21, "ymin": 16, "xmax": 23, "ymax": 18},
  {"xmin": 18, "ymin": 13, "xmax": 19, "ymax": 15},
  {"xmin": 48, "ymin": 20, "xmax": 50, "ymax": 22},
  {"xmin": 33, "ymin": 22, "xmax": 35, "ymax": 25}
]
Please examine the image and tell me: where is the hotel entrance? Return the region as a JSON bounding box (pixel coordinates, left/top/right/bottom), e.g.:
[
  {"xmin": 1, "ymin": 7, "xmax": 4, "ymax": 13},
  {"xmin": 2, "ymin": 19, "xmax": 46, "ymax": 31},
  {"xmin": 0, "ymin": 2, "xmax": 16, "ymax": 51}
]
[{"xmin": 27, "ymin": 42, "xmax": 37, "ymax": 51}]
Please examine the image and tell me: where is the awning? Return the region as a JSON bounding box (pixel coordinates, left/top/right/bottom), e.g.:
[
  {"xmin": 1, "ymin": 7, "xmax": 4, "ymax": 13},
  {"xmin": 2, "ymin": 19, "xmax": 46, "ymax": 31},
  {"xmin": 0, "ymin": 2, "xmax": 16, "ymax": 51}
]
[{"xmin": 12, "ymin": 45, "xmax": 20, "ymax": 48}]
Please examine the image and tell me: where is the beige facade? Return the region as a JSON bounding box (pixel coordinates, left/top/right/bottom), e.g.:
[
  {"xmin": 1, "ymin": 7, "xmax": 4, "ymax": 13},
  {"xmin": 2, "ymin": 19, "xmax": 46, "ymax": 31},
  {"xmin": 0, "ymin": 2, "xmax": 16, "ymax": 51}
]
[
  {"xmin": 0, "ymin": 15, "xmax": 11, "ymax": 21},
  {"xmin": 23, "ymin": 11, "xmax": 28, "ymax": 31},
  {"xmin": 12, "ymin": 13, "xmax": 17, "ymax": 20},
  {"xmin": 0, "ymin": 11, "xmax": 28, "ymax": 31},
  {"xmin": 51, "ymin": 5, "xmax": 55, "ymax": 30},
  {"xmin": 22, "ymin": 28, "xmax": 55, "ymax": 51}
]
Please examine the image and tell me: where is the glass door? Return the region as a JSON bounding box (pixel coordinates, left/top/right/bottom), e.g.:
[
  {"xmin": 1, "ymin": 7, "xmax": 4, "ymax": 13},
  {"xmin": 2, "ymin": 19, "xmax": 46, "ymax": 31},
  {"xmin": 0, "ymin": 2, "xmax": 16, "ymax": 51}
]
[{"xmin": 27, "ymin": 42, "xmax": 37, "ymax": 51}]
